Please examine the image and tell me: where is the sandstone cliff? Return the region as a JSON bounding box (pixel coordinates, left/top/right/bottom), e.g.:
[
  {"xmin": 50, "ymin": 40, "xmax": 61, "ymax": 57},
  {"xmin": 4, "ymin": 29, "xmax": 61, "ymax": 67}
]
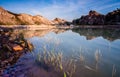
[
  {"xmin": 0, "ymin": 7, "xmax": 19, "ymax": 25},
  {"xmin": 0, "ymin": 7, "xmax": 52, "ymax": 25}
]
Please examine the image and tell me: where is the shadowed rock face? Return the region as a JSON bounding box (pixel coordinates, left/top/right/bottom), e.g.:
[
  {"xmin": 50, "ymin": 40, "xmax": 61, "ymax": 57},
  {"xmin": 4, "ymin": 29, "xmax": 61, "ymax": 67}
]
[
  {"xmin": 73, "ymin": 10, "xmax": 105, "ymax": 25},
  {"xmin": 105, "ymin": 8, "xmax": 120, "ymax": 25},
  {"xmin": 0, "ymin": 7, "xmax": 52, "ymax": 25},
  {"xmin": 73, "ymin": 9, "xmax": 120, "ymax": 25}
]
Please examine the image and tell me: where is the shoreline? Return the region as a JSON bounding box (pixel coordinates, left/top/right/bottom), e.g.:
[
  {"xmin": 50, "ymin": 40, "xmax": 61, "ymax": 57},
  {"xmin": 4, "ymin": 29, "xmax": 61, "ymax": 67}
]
[
  {"xmin": 57, "ymin": 25, "xmax": 120, "ymax": 30},
  {"xmin": 0, "ymin": 25, "xmax": 120, "ymax": 30},
  {"xmin": 0, "ymin": 27, "xmax": 33, "ymax": 74},
  {"xmin": 71, "ymin": 25, "xmax": 120, "ymax": 29},
  {"xmin": 0, "ymin": 25, "xmax": 56, "ymax": 30}
]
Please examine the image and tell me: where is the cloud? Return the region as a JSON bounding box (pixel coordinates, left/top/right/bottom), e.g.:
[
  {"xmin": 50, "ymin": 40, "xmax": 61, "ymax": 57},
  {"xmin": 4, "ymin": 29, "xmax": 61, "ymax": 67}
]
[
  {"xmin": 31, "ymin": 0, "xmax": 88, "ymax": 21},
  {"xmin": 30, "ymin": 0, "xmax": 120, "ymax": 21},
  {"xmin": 96, "ymin": 2, "xmax": 120, "ymax": 11},
  {"xmin": 4, "ymin": 0, "xmax": 119, "ymax": 21}
]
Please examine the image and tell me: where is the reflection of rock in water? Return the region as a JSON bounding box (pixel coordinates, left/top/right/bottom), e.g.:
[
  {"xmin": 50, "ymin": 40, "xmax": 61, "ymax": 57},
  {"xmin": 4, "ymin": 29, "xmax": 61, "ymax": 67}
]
[
  {"xmin": 72, "ymin": 28, "xmax": 120, "ymax": 41},
  {"xmin": 17, "ymin": 29, "xmax": 66, "ymax": 38}
]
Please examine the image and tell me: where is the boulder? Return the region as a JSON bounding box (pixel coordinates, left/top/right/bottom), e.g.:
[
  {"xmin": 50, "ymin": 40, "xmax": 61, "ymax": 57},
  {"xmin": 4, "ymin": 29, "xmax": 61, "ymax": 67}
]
[{"xmin": 12, "ymin": 44, "xmax": 23, "ymax": 51}]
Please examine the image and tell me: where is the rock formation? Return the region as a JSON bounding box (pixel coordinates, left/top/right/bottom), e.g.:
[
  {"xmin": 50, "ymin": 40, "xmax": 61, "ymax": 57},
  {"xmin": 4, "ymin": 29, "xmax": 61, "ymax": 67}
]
[
  {"xmin": 52, "ymin": 18, "xmax": 66, "ymax": 25},
  {"xmin": 1, "ymin": 6, "xmax": 120, "ymax": 25},
  {"xmin": 73, "ymin": 10, "xmax": 105, "ymax": 25},
  {"xmin": 0, "ymin": 7, "xmax": 19, "ymax": 25},
  {"xmin": 105, "ymin": 8, "xmax": 120, "ymax": 25},
  {"xmin": 52, "ymin": 18, "xmax": 71, "ymax": 25},
  {"xmin": 33, "ymin": 15, "xmax": 53, "ymax": 25},
  {"xmin": 72, "ymin": 9, "xmax": 120, "ymax": 25},
  {"xmin": 0, "ymin": 7, "xmax": 52, "ymax": 25}
]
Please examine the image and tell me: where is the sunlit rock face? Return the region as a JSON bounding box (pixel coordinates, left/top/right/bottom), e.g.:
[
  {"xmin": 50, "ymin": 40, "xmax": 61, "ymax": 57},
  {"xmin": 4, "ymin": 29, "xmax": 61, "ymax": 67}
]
[
  {"xmin": 73, "ymin": 10, "xmax": 105, "ymax": 25},
  {"xmin": 52, "ymin": 18, "xmax": 72, "ymax": 25},
  {"xmin": 0, "ymin": 7, "xmax": 52, "ymax": 25},
  {"xmin": 17, "ymin": 13, "xmax": 35, "ymax": 25},
  {"xmin": 52, "ymin": 18, "xmax": 67, "ymax": 25},
  {"xmin": 32, "ymin": 15, "xmax": 53, "ymax": 25},
  {"xmin": 0, "ymin": 7, "xmax": 18, "ymax": 25}
]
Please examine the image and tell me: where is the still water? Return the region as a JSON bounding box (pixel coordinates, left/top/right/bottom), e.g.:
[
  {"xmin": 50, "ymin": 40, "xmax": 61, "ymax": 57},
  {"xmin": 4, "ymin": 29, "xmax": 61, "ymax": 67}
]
[{"xmin": 3, "ymin": 28, "xmax": 120, "ymax": 77}]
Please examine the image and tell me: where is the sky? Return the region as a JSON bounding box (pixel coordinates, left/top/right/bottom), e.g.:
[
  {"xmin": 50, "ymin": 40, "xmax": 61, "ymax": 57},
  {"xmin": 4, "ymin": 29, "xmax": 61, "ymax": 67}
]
[{"xmin": 0, "ymin": 0, "xmax": 120, "ymax": 21}]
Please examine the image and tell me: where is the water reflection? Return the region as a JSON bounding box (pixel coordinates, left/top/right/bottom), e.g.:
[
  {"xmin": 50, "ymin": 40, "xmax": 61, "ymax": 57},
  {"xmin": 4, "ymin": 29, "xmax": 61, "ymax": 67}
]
[
  {"xmin": 26, "ymin": 29, "xmax": 120, "ymax": 77},
  {"xmin": 1, "ymin": 28, "xmax": 120, "ymax": 77},
  {"xmin": 17, "ymin": 28, "xmax": 120, "ymax": 42},
  {"xmin": 72, "ymin": 28, "xmax": 120, "ymax": 41},
  {"xmin": 16, "ymin": 29, "xmax": 66, "ymax": 38}
]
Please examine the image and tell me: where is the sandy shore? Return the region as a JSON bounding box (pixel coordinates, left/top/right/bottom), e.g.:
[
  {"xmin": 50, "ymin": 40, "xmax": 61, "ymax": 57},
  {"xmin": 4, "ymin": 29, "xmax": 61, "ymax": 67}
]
[{"xmin": 0, "ymin": 24, "xmax": 56, "ymax": 30}]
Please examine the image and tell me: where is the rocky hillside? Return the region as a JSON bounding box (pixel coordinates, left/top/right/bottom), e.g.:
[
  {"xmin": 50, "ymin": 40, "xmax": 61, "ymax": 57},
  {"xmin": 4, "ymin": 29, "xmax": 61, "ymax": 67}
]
[
  {"xmin": 52, "ymin": 18, "xmax": 71, "ymax": 25},
  {"xmin": 73, "ymin": 10, "xmax": 105, "ymax": 25},
  {"xmin": 0, "ymin": 7, "xmax": 19, "ymax": 25},
  {"xmin": 73, "ymin": 9, "xmax": 120, "ymax": 25},
  {"xmin": 52, "ymin": 18, "xmax": 67, "ymax": 24},
  {"xmin": 105, "ymin": 8, "xmax": 120, "ymax": 25},
  {"xmin": 0, "ymin": 7, "xmax": 52, "ymax": 25}
]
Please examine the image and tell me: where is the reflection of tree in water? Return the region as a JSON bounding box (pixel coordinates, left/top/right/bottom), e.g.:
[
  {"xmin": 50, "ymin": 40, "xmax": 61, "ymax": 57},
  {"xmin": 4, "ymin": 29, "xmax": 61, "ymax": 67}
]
[{"xmin": 72, "ymin": 28, "xmax": 120, "ymax": 41}]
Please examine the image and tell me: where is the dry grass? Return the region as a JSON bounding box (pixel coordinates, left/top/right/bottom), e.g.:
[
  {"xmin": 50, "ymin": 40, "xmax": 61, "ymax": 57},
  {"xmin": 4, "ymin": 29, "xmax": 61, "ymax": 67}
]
[
  {"xmin": 95, "ymin": 49, "xmax": 101, "ymax": 62},
  {"xmin": 35, "ymin": 46, "xmax": 76, "ymax": 77},
  {"xmin": 112, "ymin": 64, "xmax": 116, "ymax": 77},
  {"xmin": 95, "ymin": 49, "xmax": 102, "ymax": 70}
]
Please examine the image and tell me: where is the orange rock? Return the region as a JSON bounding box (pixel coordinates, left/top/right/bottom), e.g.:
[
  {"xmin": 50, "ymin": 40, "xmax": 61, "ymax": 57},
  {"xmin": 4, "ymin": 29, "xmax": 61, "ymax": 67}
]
[{"xmin": 13, "ymin": 45, "xmax": 23, "ymax": 51}]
